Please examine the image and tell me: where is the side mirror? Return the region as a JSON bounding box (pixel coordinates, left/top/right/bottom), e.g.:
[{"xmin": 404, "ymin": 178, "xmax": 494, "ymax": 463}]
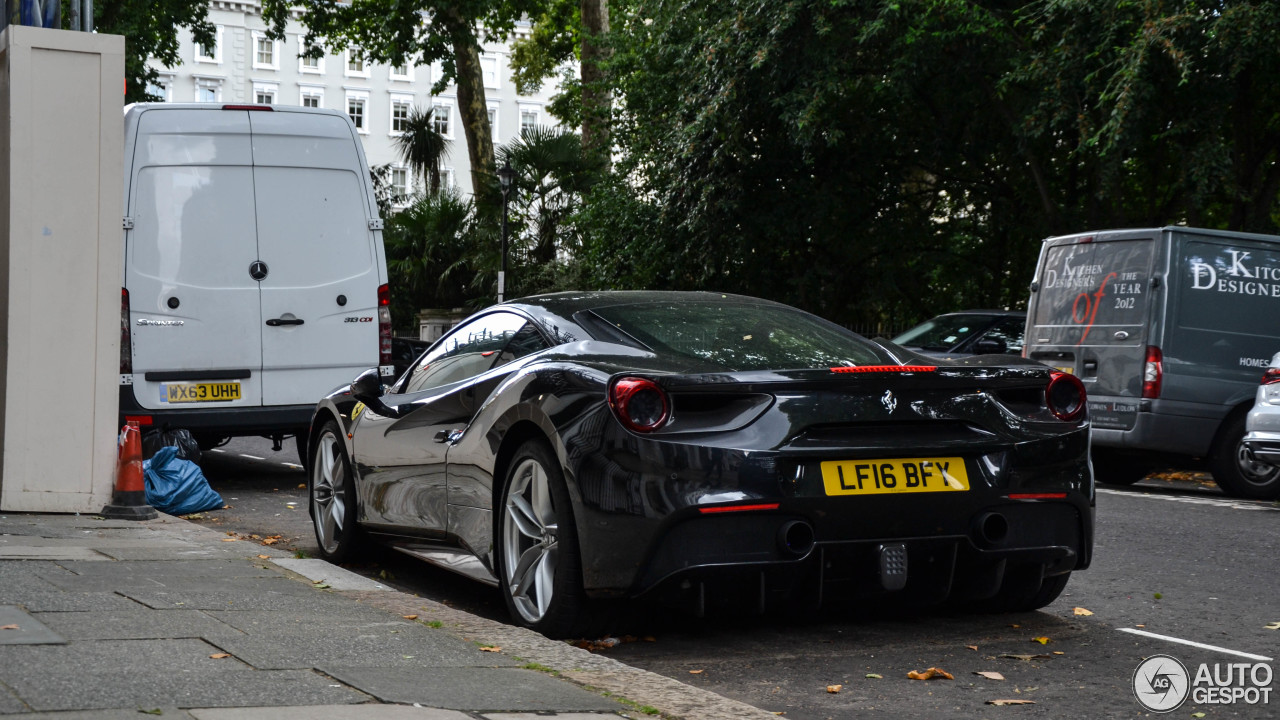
[
  {"xmin": 973, "ymin": 337, "xmax": 1008, "ymax": 355},
  {"xmin": 350, "ymin": 368, "xmax": 384, "ymax": 402}
]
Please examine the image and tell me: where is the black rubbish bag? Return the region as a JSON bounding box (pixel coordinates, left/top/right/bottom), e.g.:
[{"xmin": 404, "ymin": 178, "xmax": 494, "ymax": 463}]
[
  {"xmin": 143, "ymin": 447, "xmax": 224, "ymax": 515},
  {"xmin": 141, "ymin": 428, "xmax": 202, "ymax": 464}
]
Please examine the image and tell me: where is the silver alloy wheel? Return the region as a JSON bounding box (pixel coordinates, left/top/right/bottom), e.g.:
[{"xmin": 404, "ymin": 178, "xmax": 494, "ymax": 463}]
[
  {"xmin": 1236, "ymin": 439, "xmax": 1280, "ymax": 486},
  {"xmin": 502, "ymin": 457, "xmax": 559, "ymax": 624},
  {"xmin": 312, "ymin": 431, "xmax": 348, "ymax": 555}
]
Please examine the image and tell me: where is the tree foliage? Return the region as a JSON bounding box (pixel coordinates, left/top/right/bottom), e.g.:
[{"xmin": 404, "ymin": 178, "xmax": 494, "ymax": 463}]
[{"xmin": 94, "ymin": 0, "xmax": 214, "ymax": 103}]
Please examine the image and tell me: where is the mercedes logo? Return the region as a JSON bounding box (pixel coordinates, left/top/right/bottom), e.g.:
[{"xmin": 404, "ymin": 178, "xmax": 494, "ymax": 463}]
[{"xmin": 249, "ymin": 261, "xmax": 269, "ymax": 281}]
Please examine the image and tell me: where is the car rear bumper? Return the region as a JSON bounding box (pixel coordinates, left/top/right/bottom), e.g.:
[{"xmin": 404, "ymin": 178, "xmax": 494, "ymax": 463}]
[
  {"xmin": 1090, "ymin": 400, "xmax": 1221, "ymax": 457},
  {"xmin": 118, "ymin": 386, "xmax": 313, "ymax": 437},
  {"xmin": 1243, "ymin": 430, "xmax": 1280, "ymax": 466}
]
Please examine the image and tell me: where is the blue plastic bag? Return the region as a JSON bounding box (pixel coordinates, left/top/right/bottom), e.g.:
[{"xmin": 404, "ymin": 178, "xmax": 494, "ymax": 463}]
[{"xmin": 143, "ymin": 446, "xmax": 224, "ymax": 515}]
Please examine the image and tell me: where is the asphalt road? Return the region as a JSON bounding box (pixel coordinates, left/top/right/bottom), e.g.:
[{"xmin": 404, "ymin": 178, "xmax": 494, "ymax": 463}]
[{"xmin": 190, "ymin": 436, "xmax": 1280, "ymax": 719}]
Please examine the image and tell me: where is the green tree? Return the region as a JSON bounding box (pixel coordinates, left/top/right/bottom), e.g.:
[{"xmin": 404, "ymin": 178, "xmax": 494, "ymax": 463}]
[
  {"xmin": 384, "ymin": 188, "xmax": 484, "ymax": 331},
  {"xmin": 394, "ymin": 107, "xmax": 452, "ymax": 196},
  {"xmin": 92, "ymin": 0, "xmax": 214, "ymax": 103}
]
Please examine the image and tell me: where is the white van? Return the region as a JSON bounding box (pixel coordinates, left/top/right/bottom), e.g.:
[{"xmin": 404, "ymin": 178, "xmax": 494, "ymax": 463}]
[{"xmin": 118, "ymin": 104, "xmax": 393, "ymax": 457}]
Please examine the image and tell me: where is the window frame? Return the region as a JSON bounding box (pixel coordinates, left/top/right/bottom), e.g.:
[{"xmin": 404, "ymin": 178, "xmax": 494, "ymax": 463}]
[
  {"xmin": 298, "ymin": 83, "xmax": 324, "ymax": 109},
  {"xmin": 298, "ymin": 39, "xmax": 325, "ymax": 74},
  {"xmin": 346, "ymin": 89, "xmax": 371, "ymax": 133},
  {"xmin": 398, "ymin": 311, "xmax": 548, "ymax": 395},
  {"xmin": 193, "ymin": 76, "xmax": 223, "ymax": 103},
  {"xmin": 252, "ymin": 32, "xmax": 279, "ymax": 71},
  {"xmin": 253, "ymin": 81, "xmax": 279, "ymax": 105},
  {"xmin": 345, "ymin": 49, "xmax": 371, "ymax": 78},
  {"xmin": 480, "ymin": 54, "xmax": 500, "ymax": 90},
  {"xmin": 431, "ymin": 100, "xmax": 454, "ymax": 139},
  {"xmin": 389, "ymin": 94, "xmax": 414, "ymax": 135},
  {"xmin": 194, "ymin": 26, "xmax": 224, "ymax": 64},
  {"xmin": 487, "ymin": 103, "xmax": 500, "ymax": 144},
  {"xmin": 389, "ymin": 63, "xmax": 415, "ymax": 82},
  {"xmin": 519, "ymin": 103, "xmax": 541, "ymax": 136}
]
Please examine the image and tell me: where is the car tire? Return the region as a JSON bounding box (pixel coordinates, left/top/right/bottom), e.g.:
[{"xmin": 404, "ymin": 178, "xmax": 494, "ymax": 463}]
[
  {"xmin": 1090, "ymin": 449, "xmax": 1150, "ymax": 486},
  {"xmin": 309, "ymin": 420, "xmax": 365, "ymax": 563},
  {"xmin": 497, "ymin": 439, "xmax": 597, "ymax": 638},
  {"xmin": 988, "ymin": 566, "xmax": 1070, "ymax": 613},
  {"xmin": 1210, "ymin": 413, "xmax": 1280, "ymax": 499}
]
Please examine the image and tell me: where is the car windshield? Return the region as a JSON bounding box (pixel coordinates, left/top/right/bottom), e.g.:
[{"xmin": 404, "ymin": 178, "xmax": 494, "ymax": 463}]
[
  {"xmin": 587, "ymin": 301, "xmax": 889, "ymax": 371},
  {"xmin": 892, "ymin": 314, "xmax": 997, "ymax": 351}
]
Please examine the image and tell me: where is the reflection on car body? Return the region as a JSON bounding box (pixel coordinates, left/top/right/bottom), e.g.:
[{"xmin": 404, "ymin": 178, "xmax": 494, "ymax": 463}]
[
  {"xmin": 305, "ymin": 291, "xmax": 1093, "ymax": 637},
  {"xmin": 892, "ymin": 310, "xmax": 1026, "ymax": 357},
  {"xmin": 1242, "ymin": 352, "xmax": 1280, "ymax": 490}
]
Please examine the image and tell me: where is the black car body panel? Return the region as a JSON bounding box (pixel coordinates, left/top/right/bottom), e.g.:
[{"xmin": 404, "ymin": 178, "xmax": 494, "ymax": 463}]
[{"xmin": 308, "ymin": 291, "xmax": 1092, "ymax": 609}]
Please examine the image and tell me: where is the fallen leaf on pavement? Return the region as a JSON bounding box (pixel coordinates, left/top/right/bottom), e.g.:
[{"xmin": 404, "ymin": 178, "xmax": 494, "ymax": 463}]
[
  {"xmin": 1073, "ymin": 607, "xmax": 1093, "ymax": 616},
  {"xmin": 1010, "ymin": 624, "xmax": 1020, "ymax": 628},
  {"xmin": 140, "ymin": 710, "xmax": 163, "ymax": 716},
  {"xmin": 865, "ymin": 673, "xmax": 882, "ymax": 679},
  {"xmin": 907, "ymin": 667, "xmax": 954, "ymax": 681},
  {"xmin": 826, "ymin": 684, "xmax": 842, "ymax": 693},
  {"xmin": 689, "ymin": 669, "xmax": 704, "ymax": 674},
  {"xmin": 256, "ymin": 554, "xmax": 270, "ymax": 559},
  {"xmin": 220, "ymin": 538, "xmax": 237, "ymax": 542},
  {"xmin": 1032, "ymin": 637, "xmax": 1050, "ymax": 644},
  {"xmin": 999, "ymin": 654, "xmax": 1052, "ymax": 661},
  {"xmin": 987, "ymin": 699, "xmax": 1035, "ymax": 706},
  {"xmin": 0, "ymin": 624, "xmax": 18, "ymax": 630},
  {"xmin": 975, "ymin": 671, "xmax": 1005, "ymax": 681},
  {"xmin": 262, "ymin": 538, "xmax": 279, "ymax": 545},
  {"xmin": 1265, "ymin": 622, "xmax": 1280, "ymax": 631},
  {"xmin": 478, "ymin": 646, "xmax": 501, "ymax": 652},
  {"xmin": 574, "ymin": 636, "xmax": 622, "ymax": 651},
  {"xmin": 1052, "ymin": 651, "xmax": 1064, "ymax": 656},
  {"xmin": 312, "ymin": 583, "xmax": 330, "ymax": 589},
  {"xmin": 966, "ymin": 645, "xmax": 979, "ymax": 651},
  {"xmin": 1192, "ymin": 713, "xmax": 1206, "ymax": 718},
  {"xmin": 402, "ymin": 615, "xmax": 418, "ymax": 620},
  {"xmin": 209, "ymin": 653, "xmax": 231, "ymax": 659}
]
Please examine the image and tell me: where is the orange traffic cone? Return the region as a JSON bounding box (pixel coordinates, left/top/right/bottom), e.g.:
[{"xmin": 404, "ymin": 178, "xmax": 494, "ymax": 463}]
[{"xmin": 101, "ymin": 421, "xmax": 158, "ymax": 520}]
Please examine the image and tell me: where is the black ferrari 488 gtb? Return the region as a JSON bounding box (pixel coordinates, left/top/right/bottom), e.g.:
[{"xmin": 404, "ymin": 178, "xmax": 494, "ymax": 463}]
[{"xmin": 306, "ymin": 291, "xmax": 1092, "ymax": 636}]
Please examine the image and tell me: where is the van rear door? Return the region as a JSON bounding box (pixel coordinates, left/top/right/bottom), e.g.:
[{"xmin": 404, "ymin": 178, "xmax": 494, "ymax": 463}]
[
  {"xmin": 248, "ymin": 111, "xmax": 382, "ymax": 406},
  {"xmin": 1027, "ymin": 233, "xmax": 1156, "ymax": 429},
  {"xmin": 125, "ymin": 109, "xmax": 263, "ymax": 411}
]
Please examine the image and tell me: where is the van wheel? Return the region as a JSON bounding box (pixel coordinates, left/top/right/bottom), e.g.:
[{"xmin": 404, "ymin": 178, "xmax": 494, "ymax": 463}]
[
  {"xmin": 1090, "ymin": 449, "xmax": 1149, "ymax": 486},
  {"xmin": 1211, "ymin": 414, "xmax": 1280, "ymax": 499}
]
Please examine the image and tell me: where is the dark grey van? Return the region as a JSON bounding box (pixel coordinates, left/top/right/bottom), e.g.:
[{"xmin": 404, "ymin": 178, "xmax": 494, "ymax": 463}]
[{"xmin": 1024, "ymin": 227, "xmax": 1280, "ymax": 499}]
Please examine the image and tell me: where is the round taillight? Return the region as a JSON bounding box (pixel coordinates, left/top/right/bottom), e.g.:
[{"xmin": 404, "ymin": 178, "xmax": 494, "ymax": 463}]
[
  {"xmin": 1045, "ymin": 371, "xmax": 1086, "ymax": 421},
  {"xmin": 608, "ymin": 377, "xmax": 670, "ymax": 433}
]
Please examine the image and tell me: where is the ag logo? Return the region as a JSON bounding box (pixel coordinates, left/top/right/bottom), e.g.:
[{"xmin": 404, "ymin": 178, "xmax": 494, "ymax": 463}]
[{"xmin": 1133, "ymin": 654, "xmax": 1190, "ymax": 712}]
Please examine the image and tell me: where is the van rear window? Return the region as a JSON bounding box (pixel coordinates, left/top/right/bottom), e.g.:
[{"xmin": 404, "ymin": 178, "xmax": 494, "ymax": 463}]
[{"xmin": 1033, "ymin": 240, "xmax": 1154, "ymax": 328}]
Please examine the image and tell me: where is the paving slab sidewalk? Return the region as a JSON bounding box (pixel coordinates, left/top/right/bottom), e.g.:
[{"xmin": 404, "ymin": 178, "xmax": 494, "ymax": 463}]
[{"xmin": 0, "ymin": 512, "xmax": 775, "ymax": 719}]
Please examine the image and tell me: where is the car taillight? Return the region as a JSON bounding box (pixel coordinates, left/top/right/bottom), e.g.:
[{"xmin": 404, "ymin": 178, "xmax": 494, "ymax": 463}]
[
  {"xmin": 120, "ymin": 287, "xmax": 132, "ymax": 374},
  {"xmin": 1045, "ymin": 371, "xmax": 1086, "ymax": 421},
  {"xmin": 1142, "ymin": 345, "xmax": 1162, "ymax": 399},
  {"xmin": 608, "ymin": 377, "xmax": 670, "ymax": 433},
  {"xmin": 378, "ymin": 284, "xmax": 393, "ymax": 371},
  {"xmin": 1262, "ymin": 368, "xmax": 1280, "ymax": 385}
]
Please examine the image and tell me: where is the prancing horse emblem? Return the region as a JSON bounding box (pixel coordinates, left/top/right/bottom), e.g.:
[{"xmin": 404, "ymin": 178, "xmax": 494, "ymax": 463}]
[{"xmin": 881, "ymin": 390, "xmax": 897, "ymax": 413}]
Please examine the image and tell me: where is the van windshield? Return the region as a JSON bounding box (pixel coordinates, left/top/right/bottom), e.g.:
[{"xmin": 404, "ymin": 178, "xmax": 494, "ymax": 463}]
[{"xmin": 1033, "ymin": 239, "xmax": 1154, "ymax": 328}]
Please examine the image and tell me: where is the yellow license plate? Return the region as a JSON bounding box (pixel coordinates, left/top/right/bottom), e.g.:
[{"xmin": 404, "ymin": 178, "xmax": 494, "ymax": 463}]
[
  {"xmin": 821, "ymin": 457, "xmax": 969, "ymax": 496},
  {"xmin": 1053, "ymin": 366, "xmax": 1074, "ymax": 374},
  {"xmin": 161, "ymin": 382, "xmax": 242, "ymax": 403}
]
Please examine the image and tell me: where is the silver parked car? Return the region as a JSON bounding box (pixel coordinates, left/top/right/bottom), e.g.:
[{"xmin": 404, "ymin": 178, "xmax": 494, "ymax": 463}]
[{"xmin": 1242, "ymin": 352, "xmax": 1280, "ymax": 495}]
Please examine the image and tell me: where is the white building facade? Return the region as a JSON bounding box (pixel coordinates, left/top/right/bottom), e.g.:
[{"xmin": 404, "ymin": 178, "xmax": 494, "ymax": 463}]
[{"xmin": 147, "ymin": 1, "xmax": 561, "ymax": 199}]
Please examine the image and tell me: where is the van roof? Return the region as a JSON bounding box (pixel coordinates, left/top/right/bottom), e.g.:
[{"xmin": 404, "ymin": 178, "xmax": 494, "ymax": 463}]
[
  {"xmin": 1042, "ymin": 226, "xmax": 1280, "ymax": 246},
  {"xmin": 123, "ymin": 103, "xmax": 350, "ymax": 119}
]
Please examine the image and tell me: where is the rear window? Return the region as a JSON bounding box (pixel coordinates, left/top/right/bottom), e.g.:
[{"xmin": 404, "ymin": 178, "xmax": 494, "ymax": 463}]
[
  {"xmin": 1033, "ymin": 239, "xmax": 1154, "ymax": 327},
  {"xmin": 587, "ymin": 301, "xmax": 889, "ymax": 371},
  {"xmin": 893, "ymin": 314, "xmax": 998, "ymax": 351}
]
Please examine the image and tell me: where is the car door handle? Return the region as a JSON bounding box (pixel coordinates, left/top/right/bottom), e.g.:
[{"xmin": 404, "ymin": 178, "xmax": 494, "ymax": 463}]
[
  {"xmin": 433, "ymin": 429, "xmax": 463, "ymax": 444},
  {"xmin": 266, "ymin": 317, "xmax": 305, "ymax": 326}
]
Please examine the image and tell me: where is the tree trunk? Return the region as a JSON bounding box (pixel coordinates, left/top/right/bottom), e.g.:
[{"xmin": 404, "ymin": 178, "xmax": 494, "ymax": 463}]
[
  {"xmin": 438, "ymin": 8, "xmax": 495, "ymax": 201},
  {"xmin": 579, "ymin": 0, "xmax": 611, "ymax": 165}
]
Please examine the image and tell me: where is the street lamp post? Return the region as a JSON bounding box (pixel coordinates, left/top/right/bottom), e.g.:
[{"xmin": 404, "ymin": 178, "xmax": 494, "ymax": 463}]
[{"xmin": 497, "ymin": 162, "xmax": 515, "ymax": 303}]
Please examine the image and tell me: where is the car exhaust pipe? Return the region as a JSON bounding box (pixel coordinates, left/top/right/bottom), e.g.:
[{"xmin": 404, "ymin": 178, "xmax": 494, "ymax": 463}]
[
  {"xmin": 973, "ymin": 512, "xmax": 1009, "ymax": 545},
  {"xmin": 777, "ymin": 520, "xmax": 815, "ymax": 557}
]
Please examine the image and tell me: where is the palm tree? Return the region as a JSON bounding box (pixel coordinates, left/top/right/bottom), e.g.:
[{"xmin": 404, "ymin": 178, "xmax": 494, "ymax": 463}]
[{"xmin": 394, "ymin": 106, "xmax": 450, "ymax": 196}]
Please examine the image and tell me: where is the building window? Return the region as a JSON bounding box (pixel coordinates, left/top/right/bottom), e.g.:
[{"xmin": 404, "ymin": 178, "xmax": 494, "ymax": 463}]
[
  {"xmin": 432, "ymin": 102, "xmax": 452, "ymax": 137},
  {"xmin": 520, "ymin": 107, "xmax": 539, "ymax": 136},
  {"xmin": 390, "ymin": 63, "xmax": 413, "ymax": 82},
  {"xmin": 253, "ymin": 35, "xmax": 278, "ymax": 70},
  {"xmin": 299, "ymin": 41, "xmax": 324, "ymax": 74},
  {"xmin": 300, "ymin": 88, "xmax": 323, "ymax": 108},
  {"xmin": 346, "ymin": 50, "xmax": 369, "ymax": 78},
  {"xmin": 480, "ymin": 55, "xmax": 499, "ymax": 89},
  {"xmin": 391, "ymin": 98, "xmax": 411, "ymax": 134},
  {"xmin": 391, "ymin": 166, "xmax": 409, "ymax": 200},
  {"xmin": 348, "ymin": 97, "xmax": 366, "ymax": 130},
  {"xmin": 195, "ymin": 78, "xmax": 222, "ymax": 103},
  {"xmin": 254, "ymin": 83, "xmax": 278, "ymax": 105},
  {"xmin": 442, "ymin": 168, "xmax": 455, "ymax": 189},
  {"xmin": 195, "ymin": 27, "xmax": 223, "ymax": 64},
  {"xmin": 487, "ymin": 104, "xmax": 499, "ymax": 143},
  {"xmin": 147, "ymin": 77, "xmax": 173, "ymax": 102}
]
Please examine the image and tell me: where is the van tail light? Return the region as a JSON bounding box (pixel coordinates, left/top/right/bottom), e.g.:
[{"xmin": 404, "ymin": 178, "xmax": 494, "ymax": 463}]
[
  {"xmin": 1045, "ymin": 371, "xmax": 1086, "ymax": 421},
  {"xmin": 1142, "ymin": 346, "xmax": 1162, "ymax": 399},
  {"xmin": 377, "ymin": 284, "xmax": 393, "ymax": 372},
  {"xmin": 1262, "ymin": 368, "xmax": 1280, "ymax": 386},
  {"xmin": 608, "ymin": 377, "xmax": 670, "ymax": 433},
  {"xmin": 120, "ymin": 288, "xmax": 133, "ymax": 374}
]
